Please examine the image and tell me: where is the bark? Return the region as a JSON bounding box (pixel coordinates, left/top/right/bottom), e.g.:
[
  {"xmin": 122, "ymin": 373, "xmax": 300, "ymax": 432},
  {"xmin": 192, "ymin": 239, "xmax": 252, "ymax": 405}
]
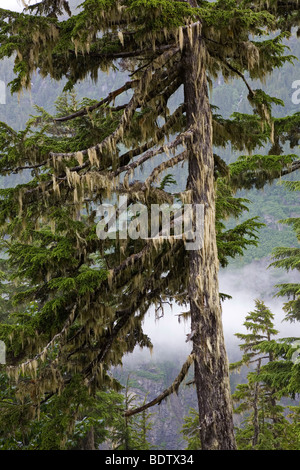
[
  {"xmin": 268, "ymin": 347, "xmax": 280, "ymax": 448},
  {"xmin": 252, "ymin": 359, "xmax": 261, "ymax": 447},
  {"xmin": 79, "ymin": 427, "xmax": 96, "ymax": 450},
  {"xmin": 182, "ymin": 28, "xmax": 237, "ymax": 450}
]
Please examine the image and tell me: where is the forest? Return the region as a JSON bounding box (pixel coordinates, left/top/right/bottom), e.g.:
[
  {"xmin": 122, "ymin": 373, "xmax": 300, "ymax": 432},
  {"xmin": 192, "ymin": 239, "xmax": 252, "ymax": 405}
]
[{"xmin": 0, "ymin": 0, "xmax": 299, "ymax": 452}]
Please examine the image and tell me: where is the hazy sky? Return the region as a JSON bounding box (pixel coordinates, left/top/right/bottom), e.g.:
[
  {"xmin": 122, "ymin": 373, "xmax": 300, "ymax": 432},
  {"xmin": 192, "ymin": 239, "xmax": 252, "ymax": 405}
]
[
  {"xmin": 123, "ymin": 261, "xmax": 297, "ymax": 366},
  {"xmin": 2, "ymin": 1, "xmax": 24, "ymax": 12}
]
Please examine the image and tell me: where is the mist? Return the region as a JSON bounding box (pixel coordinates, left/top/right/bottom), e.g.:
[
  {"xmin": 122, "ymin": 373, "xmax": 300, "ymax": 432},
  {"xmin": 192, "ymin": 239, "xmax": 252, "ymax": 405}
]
[{"xmin": 122, "ymin": 259, "xmax": 298, "ymax": 366}]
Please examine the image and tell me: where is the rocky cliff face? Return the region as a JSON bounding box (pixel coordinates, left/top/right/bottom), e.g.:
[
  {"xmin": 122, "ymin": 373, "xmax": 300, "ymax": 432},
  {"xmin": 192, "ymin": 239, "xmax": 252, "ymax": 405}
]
[
  {"xmin": 113, "ymin": 360, "xmax": 199, "ymax": 450},
  {"xmin": 111, "ymin": 341, "xmax": 249, "ymax": 450}
]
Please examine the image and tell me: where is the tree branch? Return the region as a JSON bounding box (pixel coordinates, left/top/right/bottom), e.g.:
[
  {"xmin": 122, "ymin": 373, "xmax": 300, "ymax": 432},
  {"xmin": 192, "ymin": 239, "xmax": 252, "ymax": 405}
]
[
  {"xmin": 124, "ymin": 354, "xmax": 195, "ymax": 417},
  {"xmin": 218, "ymin": 57, "xmax": 255, "ymax": 97},
  {"xmin": 6, "ymin": 303, "xmax": 78, "ymax": 375},
  {"xmin": 71, "ymin": 44, "xmax": 175, "ymax": 60},
  {"xmin": 54, "ymin": 80, "xmax": 137, "ymax": 123},
  {"xmin": 118, "ymin": 104, "xmax": 185, "ymax": 167},
  {"xmin": 50, "ymin": 48, "xmax": 179, "ymax": 162},
  {"xmin": 116, "ymin": 135, "xmax": 188, "ymax": 182},
  {"xmin": 281, "ymin": 160, "xmax": 300, "ymax": 176},
  {"xmin": 143, "ymin": 150, "xmax": 188, "ymax": 189}
]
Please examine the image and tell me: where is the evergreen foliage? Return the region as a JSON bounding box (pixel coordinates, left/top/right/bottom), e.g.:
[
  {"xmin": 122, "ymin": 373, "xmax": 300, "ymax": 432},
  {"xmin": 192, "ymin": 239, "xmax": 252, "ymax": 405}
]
[
  {"xmin": 253, "ymin": 181, "xmax": 300, "ymax": 410},
  {"xmin": 270, "ymin": 181, "xmax": 300, "ymax": 322},
  {"xmin": 112, "ymin": 376, "xmax": 153, "ymax": 450},
  {"xmin": 230, "ymin": 300, "xmax": 300, "ymax": 450},
  {"xmin": 0, "ymin": 371, "xmax": 126, "ymax": 449},
  {"xmin": 181, "ymin": 299, "xmax": 300, "ymax": 450},
  {"xmin": 181, "ymin": 407, "xmax": 201, "ymax": 450}
]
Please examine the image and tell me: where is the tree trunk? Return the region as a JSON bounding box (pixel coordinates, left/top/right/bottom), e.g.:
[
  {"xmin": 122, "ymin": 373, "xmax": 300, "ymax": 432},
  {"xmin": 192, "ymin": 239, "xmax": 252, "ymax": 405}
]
[
  {"xmin": 79, "ymin": 426, "xmax": 95, "ymax": 450},
  {"xmin": 252, "ymin": 359, "xmax": 261, "ymax": 447},
  {"xmin": 183, "ymin": 28, "xmax": 237, "ymax": 450}
]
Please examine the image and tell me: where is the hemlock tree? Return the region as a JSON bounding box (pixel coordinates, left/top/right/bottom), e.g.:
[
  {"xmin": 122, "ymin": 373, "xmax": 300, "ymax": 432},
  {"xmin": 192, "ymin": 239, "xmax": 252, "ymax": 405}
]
[
  {"xmin": 255, "ymin": 181, "xmax": 300, "ymax": 409},
  {"xmin": 270, "ymin": 181, "xmax": 300, "ymax": 324},
  {"xmin": 0, "ymin": 92, "xmax": 263, "ymax": 449},
  {"xmin": 230, "ymin": 300, "xmax": 286, "ymax": 450},
  {"xmin": 0, "ymin": 371, "xmax": 127, "ymax": 450},
  {"xmin": 180, "ymin": 298, "xmax": 300, "ymax": 450},
  {"xmin": 0, "ymin": 0, "xmax": 299, "ymax": 450},
  {"xmin": 111, "ymin": 376, "xmax": 153, "ymax": 450},
  {"xmin": 230, "ymin": 189, "xmax": 300, "ymax": 449}
]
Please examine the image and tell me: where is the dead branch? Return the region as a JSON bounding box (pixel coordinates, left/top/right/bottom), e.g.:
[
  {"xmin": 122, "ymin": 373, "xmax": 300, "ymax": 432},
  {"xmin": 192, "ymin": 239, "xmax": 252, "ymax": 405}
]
[
  {"xmin": 54, "ymin": 80, "xmax": 137, "ymax": 123},
  {"xmin": 124, "ymin": 354, "xmax": 195, "ymax": 417},
  {"xmin": 143, "ymin": 150, "xmax": 188, "ymax": 188}
]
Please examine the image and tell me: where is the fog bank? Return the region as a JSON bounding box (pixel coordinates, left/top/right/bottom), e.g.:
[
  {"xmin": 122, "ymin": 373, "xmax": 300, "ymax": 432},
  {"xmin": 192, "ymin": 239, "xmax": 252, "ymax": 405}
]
[{"xmin": 122, "ymin": 260, "xmax": 298, "ymax": 366}]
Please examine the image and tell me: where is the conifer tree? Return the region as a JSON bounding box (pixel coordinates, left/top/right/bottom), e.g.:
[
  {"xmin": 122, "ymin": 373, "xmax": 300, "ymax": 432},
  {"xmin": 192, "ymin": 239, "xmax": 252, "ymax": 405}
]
[
  {"xmin": 181, "ymin": 407, "xmax": 202, "ymax": 450},
  {"xmin": 112, "ymin": 376, "xmax": 153, "ymax": 450},
  {"xmin": 0, "ymin": 0, "xmax": 299, "ymax": 450},
  {"xmin": 256, "ymin": 181, "xmax": 300, "ymax": 405},
  {"xmin": 270, "ymin": 181, "xmax": 300, "ymax": 323},
  {"xmin": 232, "ymin": 186, "xmax": 300, "ymax": 450},
  {"xmin": 0, "ymin": 371, "xmax": 126, "ymax": 450},
  {"xmin": 230, "ymin": 300, "xmax": 287, "ymax": 450}
]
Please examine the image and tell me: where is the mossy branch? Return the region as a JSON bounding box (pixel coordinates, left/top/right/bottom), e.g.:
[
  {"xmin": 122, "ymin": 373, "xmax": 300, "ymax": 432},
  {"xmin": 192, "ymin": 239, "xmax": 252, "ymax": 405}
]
[
  {"xmin": 54, "ymin": 80, "xmax": 138, "ymax": 123},
  {"xmin": 124, "ymin": 353, "xmax": 195, "ymax": 418}
]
